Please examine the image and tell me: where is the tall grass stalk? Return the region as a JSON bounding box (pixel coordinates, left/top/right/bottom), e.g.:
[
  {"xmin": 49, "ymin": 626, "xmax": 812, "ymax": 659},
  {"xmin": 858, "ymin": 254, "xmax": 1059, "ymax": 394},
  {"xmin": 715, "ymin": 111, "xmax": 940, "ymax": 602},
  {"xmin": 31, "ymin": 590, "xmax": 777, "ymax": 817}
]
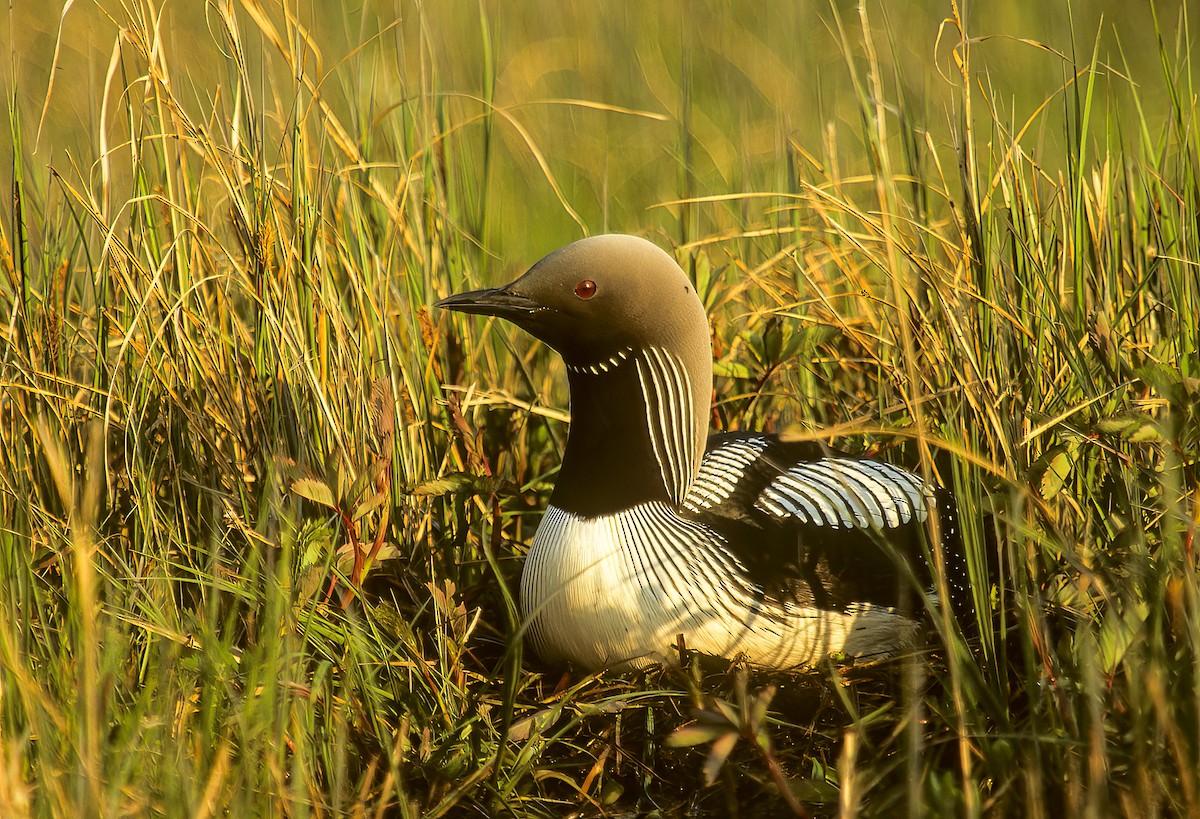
[{"xmin": 1, "ymin": 1, "xmax": 1197, "ymax": 815}]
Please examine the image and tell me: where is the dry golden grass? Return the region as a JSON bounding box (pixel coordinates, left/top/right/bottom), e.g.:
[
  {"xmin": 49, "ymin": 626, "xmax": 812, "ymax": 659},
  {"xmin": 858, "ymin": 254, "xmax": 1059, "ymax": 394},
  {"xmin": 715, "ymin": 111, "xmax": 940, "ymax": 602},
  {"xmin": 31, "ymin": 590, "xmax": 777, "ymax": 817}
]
[{"xmin": 1, "ymin": 1, "xmax": 1197, "ymax": 815}]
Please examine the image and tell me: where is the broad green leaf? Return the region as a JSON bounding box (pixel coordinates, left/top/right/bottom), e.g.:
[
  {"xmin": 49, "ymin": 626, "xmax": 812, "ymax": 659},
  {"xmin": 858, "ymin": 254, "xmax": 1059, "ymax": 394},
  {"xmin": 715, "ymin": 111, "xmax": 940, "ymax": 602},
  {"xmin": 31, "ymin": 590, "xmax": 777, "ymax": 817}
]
[
  {"xmin": 292, "ymin": 477, "xmax": 335, "ymax": 509},
  {"xmin": 713, "ymin": 360, "xmax": 753, "ymax": 379},
  {"xmin": 353, "ymin": 490, "xmax": 388, "ymax": 521},
  {"xmin": 1031, "ymin": 444, "xmax": 1074, "ymax": 500},
  {"xmin": 665, "ymin": 722, "xmax": 732, "ymax": 748},
  {"xmin": 411, "ymin": 473, "xmax": 477, "ymax": 497},
  {"xmin": 1096, "ymin": 413, "xmax": 1162, "ymax": 442}
]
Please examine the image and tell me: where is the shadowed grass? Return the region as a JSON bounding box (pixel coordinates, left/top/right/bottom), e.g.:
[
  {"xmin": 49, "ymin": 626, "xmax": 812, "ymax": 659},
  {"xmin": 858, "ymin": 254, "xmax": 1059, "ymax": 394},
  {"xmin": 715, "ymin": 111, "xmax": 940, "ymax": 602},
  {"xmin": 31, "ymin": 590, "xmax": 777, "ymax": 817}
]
[{"xmin": 1, "ymin": 1, "xmax": 1197, "ymax": 816}]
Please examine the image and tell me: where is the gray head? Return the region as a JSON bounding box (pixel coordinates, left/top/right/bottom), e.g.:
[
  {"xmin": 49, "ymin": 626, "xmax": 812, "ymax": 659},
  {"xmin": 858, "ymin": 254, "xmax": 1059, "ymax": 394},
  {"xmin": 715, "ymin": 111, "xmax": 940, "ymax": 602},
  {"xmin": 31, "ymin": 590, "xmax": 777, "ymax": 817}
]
[
  {"xmin": 438, "ymin": 235, "xmax": 714, "ymax": 508},
  {"xmin": 438, "ymin": 235, "xmax": 709, "ymax": 369}
]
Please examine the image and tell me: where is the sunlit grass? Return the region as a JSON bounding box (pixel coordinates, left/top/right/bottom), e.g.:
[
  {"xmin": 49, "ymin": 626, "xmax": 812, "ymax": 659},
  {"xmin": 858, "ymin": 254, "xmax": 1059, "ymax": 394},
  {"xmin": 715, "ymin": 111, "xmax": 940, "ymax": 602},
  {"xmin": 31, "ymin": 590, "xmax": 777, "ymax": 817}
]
[{"xmin": 1, "ymin": 1, "xmax": 1197, "ymax": 815}]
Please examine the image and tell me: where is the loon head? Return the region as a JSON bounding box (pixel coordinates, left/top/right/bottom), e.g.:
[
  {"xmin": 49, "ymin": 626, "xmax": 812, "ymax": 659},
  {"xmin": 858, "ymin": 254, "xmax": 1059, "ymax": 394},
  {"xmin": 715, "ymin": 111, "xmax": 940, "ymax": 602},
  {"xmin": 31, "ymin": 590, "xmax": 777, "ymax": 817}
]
[
  {"xmin": 438, "ymin": 234, "xmax": 714, "ymax": 510},
  {"xmin": 437, "ymin": 234, "xmax": 710, "ymax": 374}
]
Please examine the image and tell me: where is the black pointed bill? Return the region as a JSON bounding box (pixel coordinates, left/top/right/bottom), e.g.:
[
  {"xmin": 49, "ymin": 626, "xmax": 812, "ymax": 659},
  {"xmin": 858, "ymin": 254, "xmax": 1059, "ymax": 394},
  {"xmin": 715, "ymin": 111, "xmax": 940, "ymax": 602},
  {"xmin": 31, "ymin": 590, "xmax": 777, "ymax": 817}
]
[{"xmin": 435, "ymin": 286, "xmax": 546, "ymax": 319}]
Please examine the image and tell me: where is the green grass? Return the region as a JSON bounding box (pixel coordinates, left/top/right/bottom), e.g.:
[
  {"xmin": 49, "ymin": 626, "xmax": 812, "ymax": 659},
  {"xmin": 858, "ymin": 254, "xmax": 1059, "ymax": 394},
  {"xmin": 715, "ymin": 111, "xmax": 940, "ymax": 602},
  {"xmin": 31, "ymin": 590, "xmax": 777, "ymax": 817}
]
[{"xmin": 1, "ymin": 1, "xmax": 1198, "ymax": 815}]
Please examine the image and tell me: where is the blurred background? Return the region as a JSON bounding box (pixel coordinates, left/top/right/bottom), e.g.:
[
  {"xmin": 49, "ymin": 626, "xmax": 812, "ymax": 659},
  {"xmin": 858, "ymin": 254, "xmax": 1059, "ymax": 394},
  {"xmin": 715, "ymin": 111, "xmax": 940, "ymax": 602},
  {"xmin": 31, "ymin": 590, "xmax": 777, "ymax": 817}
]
[{"xmin": 3, "ymin": 0, "xmax": 1194, "ymax": 267}]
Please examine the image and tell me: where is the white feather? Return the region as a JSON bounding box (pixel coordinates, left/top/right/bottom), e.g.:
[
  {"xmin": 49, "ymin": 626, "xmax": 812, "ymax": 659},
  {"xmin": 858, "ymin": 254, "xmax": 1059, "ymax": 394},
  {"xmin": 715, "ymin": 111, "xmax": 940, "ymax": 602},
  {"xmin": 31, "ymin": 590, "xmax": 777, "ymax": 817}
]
[{"xmin": 521, "ymin": 503, "xmax": 918, "ymax": 670}]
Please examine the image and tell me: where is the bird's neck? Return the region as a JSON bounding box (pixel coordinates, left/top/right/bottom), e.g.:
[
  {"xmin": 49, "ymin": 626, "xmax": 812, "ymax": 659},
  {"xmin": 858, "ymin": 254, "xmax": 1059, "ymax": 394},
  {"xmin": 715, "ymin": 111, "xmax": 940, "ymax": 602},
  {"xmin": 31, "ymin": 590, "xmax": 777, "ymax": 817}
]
[{"xmin": 551, "ymin": 345, "xmax": 711, "ymax": 518}]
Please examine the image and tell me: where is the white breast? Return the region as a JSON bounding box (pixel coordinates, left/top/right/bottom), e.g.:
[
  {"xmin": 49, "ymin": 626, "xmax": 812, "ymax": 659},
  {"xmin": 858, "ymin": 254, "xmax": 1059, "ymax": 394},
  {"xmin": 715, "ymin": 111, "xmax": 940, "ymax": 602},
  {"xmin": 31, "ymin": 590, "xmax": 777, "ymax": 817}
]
[{"xmin": 519, "ymin": 503, "xmax": 918, "ymax": 671}]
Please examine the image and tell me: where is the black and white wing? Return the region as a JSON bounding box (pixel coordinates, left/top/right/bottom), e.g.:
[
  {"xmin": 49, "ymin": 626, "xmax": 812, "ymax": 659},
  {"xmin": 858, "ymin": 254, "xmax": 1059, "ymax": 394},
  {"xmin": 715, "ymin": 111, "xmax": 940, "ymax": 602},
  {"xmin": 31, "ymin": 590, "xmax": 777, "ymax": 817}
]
[{"xmin": 682, "ymin": 432, "xmax": 968, "ymax": 614}]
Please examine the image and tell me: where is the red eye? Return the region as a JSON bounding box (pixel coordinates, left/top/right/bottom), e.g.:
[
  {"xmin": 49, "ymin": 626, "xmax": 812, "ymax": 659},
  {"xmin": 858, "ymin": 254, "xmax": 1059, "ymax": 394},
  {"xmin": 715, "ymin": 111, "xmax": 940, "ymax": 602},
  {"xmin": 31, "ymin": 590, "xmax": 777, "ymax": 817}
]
[{"xmin": 574, "ymin": 279, "xmax": 597, "ymax": 300}]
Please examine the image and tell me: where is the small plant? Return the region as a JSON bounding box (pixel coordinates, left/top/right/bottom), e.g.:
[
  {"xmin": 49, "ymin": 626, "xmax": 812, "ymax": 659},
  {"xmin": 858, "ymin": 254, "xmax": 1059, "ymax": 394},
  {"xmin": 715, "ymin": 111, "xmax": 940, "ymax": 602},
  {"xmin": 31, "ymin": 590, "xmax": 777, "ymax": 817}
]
[{"xmin": 668, "ymin": 670, "xmax": 817, "ymax": 817}]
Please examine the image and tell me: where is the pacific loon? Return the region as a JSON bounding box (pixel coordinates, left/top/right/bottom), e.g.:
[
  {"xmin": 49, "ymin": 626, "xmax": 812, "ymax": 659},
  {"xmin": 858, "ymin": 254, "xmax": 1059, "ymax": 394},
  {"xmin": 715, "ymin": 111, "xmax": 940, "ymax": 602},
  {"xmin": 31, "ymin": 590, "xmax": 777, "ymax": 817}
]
[{"xmin": 437, "ymin": 234, "xmax": 968, "ymax": 671}]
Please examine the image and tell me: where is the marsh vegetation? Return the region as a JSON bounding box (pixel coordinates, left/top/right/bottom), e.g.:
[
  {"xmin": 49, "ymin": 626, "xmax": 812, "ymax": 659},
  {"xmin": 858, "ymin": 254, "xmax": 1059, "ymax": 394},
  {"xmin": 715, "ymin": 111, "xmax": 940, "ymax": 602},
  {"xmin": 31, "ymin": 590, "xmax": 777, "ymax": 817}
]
[{"xmin": 1, "ymin": 1, "xmax": 1197, "ymax": 815}]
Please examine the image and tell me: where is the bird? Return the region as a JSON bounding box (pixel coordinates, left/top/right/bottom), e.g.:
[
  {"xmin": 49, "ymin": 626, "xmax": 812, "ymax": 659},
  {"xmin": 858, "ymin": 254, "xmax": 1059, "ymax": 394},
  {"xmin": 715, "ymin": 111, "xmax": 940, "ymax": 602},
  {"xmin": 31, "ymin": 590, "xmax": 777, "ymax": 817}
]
[{"xmin": 437, "ymin": 234, "xmax": 970, "ymax": 672}]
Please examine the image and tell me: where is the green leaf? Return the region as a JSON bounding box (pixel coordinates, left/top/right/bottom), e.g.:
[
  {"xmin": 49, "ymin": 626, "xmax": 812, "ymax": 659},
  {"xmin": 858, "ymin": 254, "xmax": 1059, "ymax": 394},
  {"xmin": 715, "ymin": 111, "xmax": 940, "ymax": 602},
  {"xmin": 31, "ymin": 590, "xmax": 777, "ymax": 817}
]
[
  {"xmin": 410, "ymin": 472, "xmax": 515, "ymax": 498},
  {"xmin": 713, "ymin": 698, "xmax": 740, "ymax": 726},
  {"xmin": 411, "ymin": 473, "xmax": 477, "ymax": 497},
  {"xmin": 1136, "ymin": 363, "xmax": 1189, "ymax": 409},
  {"xmin": 789, "ymin": 778, "xmax": 841, "ymax": 804},
  {"xmin": 665, "ymin": 722, "xmax": 731, "ymax": 748},
  {"xmin": 292, "ymin": 477, "xmax": 335, "ymax": 509},
  {"xmin": 783, "ymin": 323, "xmax": 838, "ymax": 360},
  {"xmin": 713, "ymin": 360, "xmax": 753, "ymax": 379},
  {"xmin": 1095, "ymin": 413, "xmax": 1162, "ymax": 442},
  {"xmin": 297, "ymin": 521, "xmax": 334, "ymax": 571},
  {"xmin": 1030, "ymin": 444, "xmax": 1074, "ymax": 500},
  {"xmin": 749, "ymin": 685, "xmax": 776, "ymax": 731},
  {"xmin": 353, "ymin": 490, "xmax": 388, "ymax": 522},
  {"xmin": 506, "ymin": 708, "xmax": 559, "ymax": 742},
  {"xmin": 703, "ymin": 731, "xmax": 739, "ymax": 785},
  {"xmin": 762, "ymin": 317, "xmax": 784, "ymax": 364},
  {"xmin": 346, "ymin": 458, "xmax": 389, "ymax": 507},
  {"xmin": 1096, "ymin": 602, "xmax": 1150, "ymax": 673},
  {"xmin": 1126, "ymin": 421, "xmax": 1164, "ymax": 443},
  {"xmin": 600, "ymin": 780, "xmax": 625, "ymax": 805}
]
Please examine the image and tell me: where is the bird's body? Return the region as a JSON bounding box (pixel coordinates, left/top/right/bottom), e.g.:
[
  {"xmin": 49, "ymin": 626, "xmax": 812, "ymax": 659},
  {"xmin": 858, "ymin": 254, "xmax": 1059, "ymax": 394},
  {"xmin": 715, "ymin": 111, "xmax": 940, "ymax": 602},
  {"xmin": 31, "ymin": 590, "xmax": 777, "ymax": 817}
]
[
  {"xmin": 523, "ymin": 496, "xmax": 926, "ymax": 670},
  {"xmin": 438, "ymin": 235, "xmax": 967, "ymax": 671}
]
